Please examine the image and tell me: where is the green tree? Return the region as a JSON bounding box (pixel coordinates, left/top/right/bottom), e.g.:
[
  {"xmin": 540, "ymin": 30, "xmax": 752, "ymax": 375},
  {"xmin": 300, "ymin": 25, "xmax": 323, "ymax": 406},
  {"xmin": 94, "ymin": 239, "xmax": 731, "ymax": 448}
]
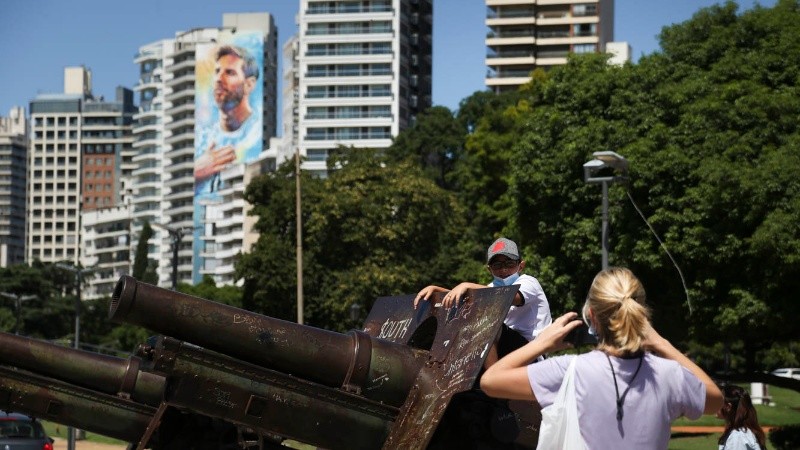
[
  {"xmin": 0, "ymin": 263, "xmax": 54, "ymax": 337},
  {"xmin": 237, "ymin": 156, "xmax": 323, "ymax": 321},
  {"xmin": 238, "ymin": 149, "xmax": 469, "ymax": 331},
  {"xmin": 387, "ymin": 106, "xmax": 465, "ymax": 189},
  {"xmin": 132, "ymin": 220, "xmax": 158, "ymax": 284},
  {"xmin": 179, "ymin": 275, "xmax": 243, "ymax": 308},
  {"xmin": 504, "ymin": 0, "xmax": 800, "ymax": 374},
  {"xmin": 449, "ymin": 88, "xmax": 537, "ymax": 280}
]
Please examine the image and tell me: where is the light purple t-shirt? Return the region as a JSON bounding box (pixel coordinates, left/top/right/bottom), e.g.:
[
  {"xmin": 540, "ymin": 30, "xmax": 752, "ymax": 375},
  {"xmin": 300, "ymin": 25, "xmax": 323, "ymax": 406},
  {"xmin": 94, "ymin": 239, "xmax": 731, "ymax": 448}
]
[{"xmin": 528, "ymin": 350, "xmax": 706, "ymax": 450}]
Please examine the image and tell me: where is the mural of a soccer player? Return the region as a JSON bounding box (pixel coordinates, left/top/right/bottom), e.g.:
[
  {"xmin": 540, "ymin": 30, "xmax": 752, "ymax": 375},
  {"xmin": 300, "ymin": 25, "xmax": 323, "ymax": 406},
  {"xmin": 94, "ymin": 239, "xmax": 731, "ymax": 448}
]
[
  {"xmin": 193, "ymin": 33, "xmax": 263, "ymax": 283},
  {"xmin": 195, "ymin": 42, "xmax": 262, "ymax": 194}
]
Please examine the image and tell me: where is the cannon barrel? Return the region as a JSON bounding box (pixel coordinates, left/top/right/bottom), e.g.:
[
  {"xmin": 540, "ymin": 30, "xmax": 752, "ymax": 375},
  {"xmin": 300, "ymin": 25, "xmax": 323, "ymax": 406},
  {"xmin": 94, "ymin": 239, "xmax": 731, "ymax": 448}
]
[
  {"xmin": 110, "ymin": 276, "xmax": 426, "ymax": 406},
  {"xmin": 0, "ymin": 364, "xmax": 155, "ymax": 443},
  {"xmin": 0, "ymin": 331, "xmax": 164, "ymax": 407}
]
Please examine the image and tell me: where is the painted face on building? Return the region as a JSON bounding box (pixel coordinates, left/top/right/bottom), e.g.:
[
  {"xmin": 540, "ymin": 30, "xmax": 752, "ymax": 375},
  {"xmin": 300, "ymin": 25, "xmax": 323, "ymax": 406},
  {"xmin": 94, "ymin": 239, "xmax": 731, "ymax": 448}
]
[{"xmin": 213, "ymin": 54, "xmax": 249, "ymax": 114}]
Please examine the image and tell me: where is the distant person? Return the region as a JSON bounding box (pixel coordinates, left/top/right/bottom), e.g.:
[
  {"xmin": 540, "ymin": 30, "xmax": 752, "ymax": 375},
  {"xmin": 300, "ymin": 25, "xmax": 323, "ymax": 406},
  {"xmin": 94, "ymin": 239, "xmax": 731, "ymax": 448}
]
[
  {"xmin": 480, "ymin": 267, "xmax": 723, "ymax": 449},
  {"xmin": 195, "ymin": 45, "xmax": 261, "ymax": 194},
  {"xmin": 718, "ymin": 384, "xmax": 766, "ymax": 450},
  {"xmin": 414, "ymin": 237, "xmax": 552, "ymax": 367}
]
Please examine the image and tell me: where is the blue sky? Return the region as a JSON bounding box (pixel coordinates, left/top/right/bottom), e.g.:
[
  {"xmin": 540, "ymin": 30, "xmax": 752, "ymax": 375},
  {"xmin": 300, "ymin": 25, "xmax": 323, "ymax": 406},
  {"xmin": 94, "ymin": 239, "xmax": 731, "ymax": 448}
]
[{"xmin": 0, "ymin": 0, "xmax": 776, "ymax": 130}]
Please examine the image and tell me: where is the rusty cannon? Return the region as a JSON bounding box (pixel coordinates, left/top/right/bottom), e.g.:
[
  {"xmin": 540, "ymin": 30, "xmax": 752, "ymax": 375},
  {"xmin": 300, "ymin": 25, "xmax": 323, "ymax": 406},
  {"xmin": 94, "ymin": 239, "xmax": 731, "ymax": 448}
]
[
  {"xmin": 0, "ymin": 331, "xmax": 161, "ymax": 443},
  {"xmin": 110, "ymin": 275, "xmax": 541, "ymax": 450},
  {"xmin": 0, "ymin": 332, "xmax": 273, "ymax": 449}
]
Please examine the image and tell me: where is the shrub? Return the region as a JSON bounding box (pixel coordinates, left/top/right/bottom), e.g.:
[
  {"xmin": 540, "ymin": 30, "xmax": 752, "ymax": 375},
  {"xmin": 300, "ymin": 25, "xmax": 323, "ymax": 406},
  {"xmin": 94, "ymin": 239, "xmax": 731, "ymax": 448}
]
[{"xmin": 769, "ymin": 424, "xmax": 800, "ymax": 450}]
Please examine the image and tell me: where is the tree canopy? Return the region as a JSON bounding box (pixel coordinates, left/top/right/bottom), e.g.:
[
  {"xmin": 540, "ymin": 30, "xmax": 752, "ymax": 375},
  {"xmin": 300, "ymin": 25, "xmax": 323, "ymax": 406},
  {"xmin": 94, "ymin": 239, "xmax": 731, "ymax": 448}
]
[{"xmin": 239, "ymin": 0, "xmax": 800, "ymax": 372}]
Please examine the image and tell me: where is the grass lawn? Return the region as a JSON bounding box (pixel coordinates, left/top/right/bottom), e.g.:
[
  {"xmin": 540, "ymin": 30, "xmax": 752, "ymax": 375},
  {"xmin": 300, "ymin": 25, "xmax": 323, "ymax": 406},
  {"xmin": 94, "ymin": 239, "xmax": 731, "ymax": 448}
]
[
  {"xmin": 41, "ymin": 421, "xmax": 128, "ymax": 446},
  {"xmin": 670, "ymin": 385, "xmax": 800, "ymax": 450}
]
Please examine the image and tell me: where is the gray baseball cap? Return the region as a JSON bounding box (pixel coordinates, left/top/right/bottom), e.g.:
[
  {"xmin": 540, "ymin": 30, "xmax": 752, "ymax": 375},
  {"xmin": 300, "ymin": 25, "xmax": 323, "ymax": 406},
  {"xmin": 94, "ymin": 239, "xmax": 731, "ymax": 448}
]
[{"xmin": 487, "ymin": 237, "xmax": 520, "ymax": 263}]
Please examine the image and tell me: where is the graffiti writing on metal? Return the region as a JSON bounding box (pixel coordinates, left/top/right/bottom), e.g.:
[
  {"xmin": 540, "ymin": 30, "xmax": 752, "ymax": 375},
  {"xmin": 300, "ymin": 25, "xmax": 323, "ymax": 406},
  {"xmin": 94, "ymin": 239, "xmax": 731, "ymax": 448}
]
[
  {"xmin": 377, "ymin": 318, "xmax": 412, "ymax": 341},
  {"xmin": 211, "ymin": 387, "xmax": 236, "ymax": 409}
]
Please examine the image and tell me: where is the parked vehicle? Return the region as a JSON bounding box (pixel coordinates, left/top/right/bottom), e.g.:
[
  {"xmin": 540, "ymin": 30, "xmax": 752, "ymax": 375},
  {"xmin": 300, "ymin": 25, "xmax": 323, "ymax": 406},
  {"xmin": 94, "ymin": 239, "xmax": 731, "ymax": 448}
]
[
  {"xmin": 771, "ymin": 367, "xmax": 800, "ymax": 380},
  {"xmin": 0, "ymin": 412, "xmax": 53, "ymax": 450}
]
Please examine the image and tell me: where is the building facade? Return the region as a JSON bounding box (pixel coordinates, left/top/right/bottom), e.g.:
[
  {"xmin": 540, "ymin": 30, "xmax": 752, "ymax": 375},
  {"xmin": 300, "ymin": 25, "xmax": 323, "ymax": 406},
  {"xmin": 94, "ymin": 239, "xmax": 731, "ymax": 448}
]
[
  {"xmin": 80, "ymin": 204, "xmax": 133, "ymax": 299},
  {"xmin": 485, "ymin": 0, "xmax": 615, "ymax": 92},
  {"xmin": 132, "ymin": 13, "xmax": 279, "ymax": 288},
  {"xmin": 0, "ymin": 107, "xmax": 28, "ymax": 267},
  {"xmin": 27, "ymin": 67, "xmax": 135, "ymax": 266},
  {"xmin": 297, "ymin": 0, "xmax": 433, "ymax": 174},
  {"xmin": 131, "ymin": 39, "xmax": 171, "ymax": 288}
]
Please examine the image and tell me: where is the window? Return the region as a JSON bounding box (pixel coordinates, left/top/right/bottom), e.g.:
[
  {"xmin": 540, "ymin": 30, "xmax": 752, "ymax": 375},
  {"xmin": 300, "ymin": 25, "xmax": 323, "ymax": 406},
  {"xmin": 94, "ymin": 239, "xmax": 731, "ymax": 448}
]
[
  {"xmin": 573, "ymin": 23, "xmax": 597, "ymax": 37},
  {"xmin": 573, "ymin": 4, "xmax": 597, "ymax": 17}
]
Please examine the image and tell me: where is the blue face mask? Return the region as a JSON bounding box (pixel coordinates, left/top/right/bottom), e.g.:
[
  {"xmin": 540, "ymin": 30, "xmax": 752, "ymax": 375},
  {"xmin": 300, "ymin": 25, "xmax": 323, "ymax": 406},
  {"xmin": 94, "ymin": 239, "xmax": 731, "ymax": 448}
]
[{"xmin": 493, "ymin": 272, "xmax": 520, "ymax": 287}]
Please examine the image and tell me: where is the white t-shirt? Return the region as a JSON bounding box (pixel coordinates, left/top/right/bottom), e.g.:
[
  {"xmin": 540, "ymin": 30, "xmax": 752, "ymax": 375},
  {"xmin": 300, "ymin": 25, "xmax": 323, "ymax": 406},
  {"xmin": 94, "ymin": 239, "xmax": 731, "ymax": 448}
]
[
  {"xmin": 528, "ymin": 351, "xmax": 706, "ymax": 450},
  {"xmin": 719, "ymin": 428, "xmax": 761, "ymax": 450},
  {"xmin": 489, "ymin": 273, "xmax": 551, "ymax": 341}
]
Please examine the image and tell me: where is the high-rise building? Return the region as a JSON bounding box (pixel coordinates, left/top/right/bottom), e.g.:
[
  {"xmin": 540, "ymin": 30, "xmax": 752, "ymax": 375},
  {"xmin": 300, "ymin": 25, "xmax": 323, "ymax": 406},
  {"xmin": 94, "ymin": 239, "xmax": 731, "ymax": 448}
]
[
  {"xmin": 282, "ymin": 35, "xmax": 301, "ymax": 153},
  {"xmin": 131, "ymin": 39, "xmax": 171, "ymax": 287},
  {"xmin": 0, "ymin": 107, "xmax": 28, "ymax": 267},
  {"xmin": 81, "ymin": 204, "xmax": 132, "ymax": 299},
  {"xmin": 27, "ymin": 67, "xmax": 135, "ymax": 265},
  {"xmin": 297, "ymin": 0, "xmax": 433, "ymax": 174},
  {"xmin": 133, "ymin": 12, "xmax": 279, "ymax": 287},
  {"xmin": 485, "ymin": 0, "xmax": 615, "ymax": 92}
]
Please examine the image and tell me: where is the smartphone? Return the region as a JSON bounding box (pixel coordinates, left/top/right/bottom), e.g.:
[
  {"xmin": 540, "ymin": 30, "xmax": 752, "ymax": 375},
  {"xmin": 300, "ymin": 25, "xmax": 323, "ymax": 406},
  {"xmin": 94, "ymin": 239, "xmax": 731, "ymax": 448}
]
[{"xmin": 565, "ymin": 321, "xmax": 598, "ymax": 347}]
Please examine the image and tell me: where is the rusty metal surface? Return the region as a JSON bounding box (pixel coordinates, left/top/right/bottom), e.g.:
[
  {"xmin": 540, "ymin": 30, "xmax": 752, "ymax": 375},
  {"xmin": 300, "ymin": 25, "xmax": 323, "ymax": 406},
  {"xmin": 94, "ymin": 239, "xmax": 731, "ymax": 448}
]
[
  {"xmin": 0, "ymin": 331, "xmax": 164, "ymax": 406},
  {"xmin": 99, "ymin": 276, "xmax": 541, "ymax": 449},
  {"xmin": 0, "ymin": 364, "xmax": 155, "ymax": 443},
  {"xmin": 371, "ymin": 286, "xmax": 521, "ymax": 449},
  {"xmin": 112, "ymin": 276, "xmax": 426, "ymax": 406},
  {"xmin": 149, "ymin": 337, "xmax": 397, "ymax": 450}
]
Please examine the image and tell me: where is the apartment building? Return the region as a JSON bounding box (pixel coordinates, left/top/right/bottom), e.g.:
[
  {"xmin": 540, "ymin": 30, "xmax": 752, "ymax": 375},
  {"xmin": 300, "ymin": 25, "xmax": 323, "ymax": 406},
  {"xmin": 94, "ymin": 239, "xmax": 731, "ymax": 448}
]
[
  {"xmin": 0, "ymin": 107, "xmax": 27, "ymax": 267},
  {"xmin": 282, "ymin": 35, "xmax": 301, "ymax": 153},
  {"xmin": 81, "ymin": 204, "xmax": 132, "ymax": 298},
  {"xmin": 297, "ymin": 0, "xmax": 433, "ymax": 174},
  {"xmin": 485, "ymin": 0, "xmax": 615, "ymax": 92},
  {"xmin": 27, "ymin": 67, "xmax": 135, "ymax": 266},
  {"xmin": 131, "ymin": 39, "xmax": 171, "ymax": 288},
  {"xmin": 134, "ymin": 13, "xmax": 278, "ymax": 287}
]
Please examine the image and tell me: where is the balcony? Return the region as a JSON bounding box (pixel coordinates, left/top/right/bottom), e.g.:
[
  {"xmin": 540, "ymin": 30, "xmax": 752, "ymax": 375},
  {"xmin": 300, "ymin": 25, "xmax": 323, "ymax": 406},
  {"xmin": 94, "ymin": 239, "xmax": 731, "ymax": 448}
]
[{"xmin": 306, "ymin": 3, "xmax": 392, "ymax": 14}]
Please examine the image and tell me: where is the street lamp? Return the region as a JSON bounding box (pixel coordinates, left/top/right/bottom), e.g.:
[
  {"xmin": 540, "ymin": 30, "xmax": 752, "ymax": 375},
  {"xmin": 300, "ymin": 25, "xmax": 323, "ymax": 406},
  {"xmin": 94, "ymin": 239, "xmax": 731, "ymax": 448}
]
[
  {"xmin": 349, "ymin": 302, "xmax": 362, "ymax": 327},
  {"xmin": 55, "ymin": 262, "xmax": 94, "ymax": 450},
  {"xmin": 0, "ymin": 292, "xmax": 36, "ymax": 335},
  {"xmin": 583, "ymin": 151, "xmax": 629, "ymax": 270},
  {"xmin": 152, "ymin": 223, "xmax": 190, "ymax": 290}
]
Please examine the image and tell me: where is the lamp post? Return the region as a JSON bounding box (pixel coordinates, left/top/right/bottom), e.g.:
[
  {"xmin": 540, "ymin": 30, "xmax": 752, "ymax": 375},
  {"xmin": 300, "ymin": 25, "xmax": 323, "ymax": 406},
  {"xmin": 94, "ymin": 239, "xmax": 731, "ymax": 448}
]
[
  {"xmin": 0, "ymin": 292, "xmax": 36, "ymax": 335},
  {"xmin": 152, "ymin": 223, "xmax": 189, "ymax": 290},
  {"xmin": 55, "ymin": 262, "xmax": 94, "ymax": 450},
  {"xmin": 295, "ymin": 146, "xmax": 304, "ymax": 325},
  {"xmin": 583, "ymin": 151, "xmax": 628, "ymax": 270}
]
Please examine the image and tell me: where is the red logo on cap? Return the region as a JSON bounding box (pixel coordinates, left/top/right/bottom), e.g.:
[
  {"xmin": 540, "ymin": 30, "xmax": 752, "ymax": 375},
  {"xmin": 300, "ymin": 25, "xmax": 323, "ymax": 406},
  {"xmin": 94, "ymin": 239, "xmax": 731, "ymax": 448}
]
[{"xmin": 491, "ymin": 241, "xmax": 506, "ymax": 253}]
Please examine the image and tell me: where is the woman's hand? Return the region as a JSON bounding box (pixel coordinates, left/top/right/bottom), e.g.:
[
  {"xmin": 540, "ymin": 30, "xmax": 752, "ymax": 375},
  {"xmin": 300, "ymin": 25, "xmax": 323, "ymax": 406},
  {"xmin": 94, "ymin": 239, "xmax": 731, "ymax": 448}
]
[
  {"xmin": 641, "ymin": 321, "xmax": 670, "ymax": 356},
  {"xmin": 535, "ymin": 312, "xmax": 583, "ymax": 353},
  {"xmin": 481, "ymin": 312, "xmax": 583, "ymax": 400}
]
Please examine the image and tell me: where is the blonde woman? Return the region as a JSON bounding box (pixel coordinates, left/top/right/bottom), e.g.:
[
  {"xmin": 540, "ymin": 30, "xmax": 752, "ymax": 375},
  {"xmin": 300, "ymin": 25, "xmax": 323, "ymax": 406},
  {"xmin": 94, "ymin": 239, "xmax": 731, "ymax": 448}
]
[{"xmin": 481, "ymin": 267, "xmax": 723, "ymax": 449}]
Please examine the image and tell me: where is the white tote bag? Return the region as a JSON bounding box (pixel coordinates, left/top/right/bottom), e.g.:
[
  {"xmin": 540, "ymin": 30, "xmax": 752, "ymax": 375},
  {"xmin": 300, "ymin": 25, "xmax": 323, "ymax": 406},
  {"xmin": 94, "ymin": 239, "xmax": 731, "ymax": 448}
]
[{"xmin": 536, "ymin": 356, "xmax": 586, "ymax": 450}]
